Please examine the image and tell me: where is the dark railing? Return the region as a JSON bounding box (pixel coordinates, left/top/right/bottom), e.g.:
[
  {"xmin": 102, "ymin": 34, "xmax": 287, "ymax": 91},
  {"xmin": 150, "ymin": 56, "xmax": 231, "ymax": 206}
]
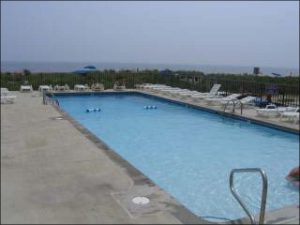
[{"xmin": 1, "ymin": 72, "xmax": 299, "ymax": 107}]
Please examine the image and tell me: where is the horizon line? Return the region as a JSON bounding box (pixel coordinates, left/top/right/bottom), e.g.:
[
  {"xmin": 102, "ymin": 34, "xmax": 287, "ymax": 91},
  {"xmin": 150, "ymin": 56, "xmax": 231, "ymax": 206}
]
[{"xmin": 1, "ymin": 60, "xmax": 299, "ymax": 70}]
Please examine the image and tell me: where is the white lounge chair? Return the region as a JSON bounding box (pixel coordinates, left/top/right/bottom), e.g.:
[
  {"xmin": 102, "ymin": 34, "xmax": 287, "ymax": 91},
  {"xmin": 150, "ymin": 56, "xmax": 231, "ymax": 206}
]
[
  {"xmin": 280, "ymin": 107, "xmax": 299, "ymax": 123},
  {"xmin": 1, "ymin": 95, "xmax": 16, "ymax": 104},
  {"xmin": 256, "ymin": 104, "xmax": 281, "ymax": 117},
  {"xmin": 135, "ymin": 83, "xmax": 146, "ymax": 89},
  {"xmin": 146, "ymin": 84, "xmax": 168, "ymax": 91},
  {"xmin": 178, "ymin": 90, "xmax": 201, "ymax": 99},
  {"xmin": 74, "ymin": 84, "xmax": 89, "ymax": 91},
  {"xmin": 1, "ymin": 88, "xmax": 9, "ymax": 94},
  {"xmin": 113, "ymin": 82, "xmax": 126, "ymax": 90},
  {"xmin": 20, "ymin": 85, "xmax": 33, "ymax": 92},
  {"xmin": 141, "ymin": 83, "xmax": 156, "ymax": 90},
  {"xmin": 190, "ymin": 84, "xmax": 221, "ymax": 102},
  {"xmin": 150, "ymin": 85, "xmax": 171, "ymax": 93},
  {"xmin": 159, "ymin": 87, "xmax": 184, "ymax": 97},
  {"xmin": 149, "ymin": 86, "xmax": 171, "ymax": 92},
  {"xmin": 237, "ymin": 96, "xmax": 256, "ymax": 107},
  {"xmin": 91, "ymin": 83, "xmax": 104, "ymax": 91},
  {"xmin": 166, "ymin": 89, "xmax": 190, "ymax": 98},
  {"xmin": 1, "ymin": 88, "xmax": 16, "ymax": 104},
  {"xmin": 38, "ymin": 85, "xmax": 53, "ymax": 92},
  {"xmin": 54, "ymin": 84, "xmax": 70, "ymax": 91},
  {"xmin": 205, "ymin": 93, "xmax": 242, "ymax": 106},
  {"xmin": 223, "ymin": 96, "xmax": 257, "ymax": 109}
]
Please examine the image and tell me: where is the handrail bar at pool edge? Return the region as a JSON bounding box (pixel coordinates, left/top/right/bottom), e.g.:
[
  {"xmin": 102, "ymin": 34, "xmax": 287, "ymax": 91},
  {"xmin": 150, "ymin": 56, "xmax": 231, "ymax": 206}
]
[
  {"xmin": 223, "ymin": 99, "xmax": 243, "ymax": 115},
  {"xmin": 229, "ymin": 168, "xmax": 268, "ymax": 224},
  {"xmin": 43, "ymin": 90, "xmax": 59, "ymax": 107}
]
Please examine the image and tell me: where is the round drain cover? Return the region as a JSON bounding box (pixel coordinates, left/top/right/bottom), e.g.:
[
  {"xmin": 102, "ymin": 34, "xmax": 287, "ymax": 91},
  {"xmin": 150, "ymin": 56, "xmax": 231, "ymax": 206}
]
[
  {"xmin": 132, "ymin": 196, "xmax": 150, "ymax": 205},
  {"xmin": 49, "ymin": 116, "xmax": 64, "ymax": 120},
  {"xmin": 54, "ymin": 117, "xmax": 64, "ymax": 120}
]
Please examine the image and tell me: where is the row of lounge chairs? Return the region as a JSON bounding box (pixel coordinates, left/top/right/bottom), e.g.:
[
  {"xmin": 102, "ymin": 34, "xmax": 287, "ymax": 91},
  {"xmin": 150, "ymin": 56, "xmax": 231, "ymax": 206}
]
[
  {"xmin": 137, "ymin": 83, "xmax": 223, "ymax": 99},
  {"xmin": 136, "ymin": 83, "xmax": 299, "ymax": 124},
  {"xmin": 1, "ymin": 82, "xmax": 124, "ymax": 103},
  {"xmin": 20, "ymin": 85, "xmax": 33, "ymax": 92},
  {"xmin": 136, "ymin": 83, "xmax": 256, "ymax": 108},
  {"xmin": 14, "ymin": 82, "xmax": 126, "ymax": 93}
]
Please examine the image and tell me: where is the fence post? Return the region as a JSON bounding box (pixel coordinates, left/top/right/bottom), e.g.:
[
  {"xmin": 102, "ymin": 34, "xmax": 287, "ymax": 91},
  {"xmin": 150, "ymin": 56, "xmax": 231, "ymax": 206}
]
[
  {"xmin": 42, "ymin": 90, "xmax": 47, "ymax": 105},
  {"xmin": 60, "ymin": 74, "xmax": 62, "ymax": 85},
  {"xmin": 282, "ymin": 87, "xmax": 285, "ymax": 106},
  {"xmin": 132, "ymin": 72, "xmax": 135, "ymax": 88},
  {"xmin": 241, "ymin": 80, "xmax": 244, "ymax": 95},
  {"xmin": 260, "ymin": 83, "xmax": 264, "ymax": 100}
]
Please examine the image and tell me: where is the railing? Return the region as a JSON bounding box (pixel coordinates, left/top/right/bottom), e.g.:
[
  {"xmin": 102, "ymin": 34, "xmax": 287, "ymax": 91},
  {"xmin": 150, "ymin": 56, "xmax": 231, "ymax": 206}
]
[
  {"xmin": 229, "ymin": 168, "xmax": 268, "ymax": 225},
  {"xmin": 223, "ymin": 99, "xmax": 244, "ymax": 115},
  {"xmin": 43, "ymin": 91, "xmax": 59, "ymax": 107},
  {"xmin": 223, "ymin": 99, "xmax": 235, "ymax": 113}
]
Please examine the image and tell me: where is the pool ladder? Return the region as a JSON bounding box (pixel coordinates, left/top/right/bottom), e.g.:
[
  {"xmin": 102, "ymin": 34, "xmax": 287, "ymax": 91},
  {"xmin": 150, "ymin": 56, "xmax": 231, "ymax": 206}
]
[
  {"xmin": 43, "ymin": 90, "xmax": 59, "ymax": 107},
  {"xmin": 223, "ymin": 99, "xmax": 244, "ymax": 115},
  {"xmin": 229, "ymin": 168, "xmax": 268, "ymax": 224}
]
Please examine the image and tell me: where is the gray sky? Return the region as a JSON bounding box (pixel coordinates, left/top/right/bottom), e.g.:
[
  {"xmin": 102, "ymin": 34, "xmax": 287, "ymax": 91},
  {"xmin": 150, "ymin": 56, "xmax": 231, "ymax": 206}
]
[{"xmin": 1, "ymin": 1, "xmax": 299, "ymax": 69}]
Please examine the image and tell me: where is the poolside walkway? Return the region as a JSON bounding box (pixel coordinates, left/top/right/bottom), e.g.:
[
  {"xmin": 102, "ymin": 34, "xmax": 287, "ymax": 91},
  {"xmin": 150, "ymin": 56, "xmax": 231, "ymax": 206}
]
[
  {"xmin": 1, "ymin": 91, "xmax": 203, "ymax": 224},
  {"xmin": 1, "ymin": 91, "xmax": 299, "ymax": 224}
]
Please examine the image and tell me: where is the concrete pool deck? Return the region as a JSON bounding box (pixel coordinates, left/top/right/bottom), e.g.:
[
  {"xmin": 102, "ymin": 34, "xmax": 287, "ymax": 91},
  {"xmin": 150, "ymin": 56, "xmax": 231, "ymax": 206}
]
[{"xmin": 1, "ymin": 91, "xmax": 299, "ymax": 224}]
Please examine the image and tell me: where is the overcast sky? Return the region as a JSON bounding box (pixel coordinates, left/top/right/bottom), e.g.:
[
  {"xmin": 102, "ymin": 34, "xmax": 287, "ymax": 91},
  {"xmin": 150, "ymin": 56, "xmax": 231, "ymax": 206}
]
[{"xmin": 1, "ymin": 1, "xmax": 299, "ymax": 69}]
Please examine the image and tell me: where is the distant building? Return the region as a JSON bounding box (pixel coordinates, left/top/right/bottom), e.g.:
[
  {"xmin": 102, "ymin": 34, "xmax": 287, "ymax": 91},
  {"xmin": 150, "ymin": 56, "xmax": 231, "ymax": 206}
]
[{"xmin": 253, "ymin": 67, "xmax": 260, "ymax": 75}]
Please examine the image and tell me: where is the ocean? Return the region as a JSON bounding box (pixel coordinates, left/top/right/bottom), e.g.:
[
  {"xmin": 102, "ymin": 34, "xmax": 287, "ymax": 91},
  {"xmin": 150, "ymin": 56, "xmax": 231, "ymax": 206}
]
[{"xmin": 1, "ymin": 61, "xmax": 299, "ymax": 76}]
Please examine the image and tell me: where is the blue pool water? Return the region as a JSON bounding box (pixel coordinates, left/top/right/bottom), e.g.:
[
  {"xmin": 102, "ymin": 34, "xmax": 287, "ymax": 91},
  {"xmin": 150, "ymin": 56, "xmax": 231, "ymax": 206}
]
[{"xmin": 55, "ymin": 93, "xmax": 299, "ymax": 221}]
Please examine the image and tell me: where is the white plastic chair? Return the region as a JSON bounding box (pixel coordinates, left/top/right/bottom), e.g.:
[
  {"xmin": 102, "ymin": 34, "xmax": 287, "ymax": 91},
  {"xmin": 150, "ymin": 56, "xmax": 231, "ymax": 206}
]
[
  {"xmin": 256, "ymin": 104, "xmax": 281, "ymax": 117},
  {"xmin": 190, "ymin": 84, "xmax": 221, "ymax": 101},
  {"xmin": 20, "ymin": 85, "xmax": 33, "ymax": 92},
  {"xmin": 1, "ymin": 88, "xmax": 16, "ymax": 104},
  {"xmin": 224, "ymin": 96, "xmax": 257, "ymax": 108},
  {"xmin": 113, "ymin": 82, "xmax": 126, "ymax": 90},
  {"xmin": 91, "ymin": 83, "xmax": 104, "ymax": 91},
  {"xmin": 280, "ymin": 107, "xmax": 299, "ymax": 123},
  {"xmin": 205, "ymin": 93, "xmax": 242, "ymax": 106}
]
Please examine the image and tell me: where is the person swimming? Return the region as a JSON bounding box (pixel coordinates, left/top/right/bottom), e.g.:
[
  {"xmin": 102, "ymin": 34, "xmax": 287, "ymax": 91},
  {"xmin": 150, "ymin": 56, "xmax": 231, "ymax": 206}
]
[{"xmin": 286, "ymin": 166, "xmax": 299, "ymax": 187}]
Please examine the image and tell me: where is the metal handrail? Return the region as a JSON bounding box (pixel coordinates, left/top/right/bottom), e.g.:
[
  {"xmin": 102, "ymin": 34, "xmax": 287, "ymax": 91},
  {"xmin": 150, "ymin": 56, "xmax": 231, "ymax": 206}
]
[
  {"xmin": 223, "ymin": 99, "xmax": 237, "ymax": 113},
  {"xmin": 223, "ymin": 99, "xmax": 244, "ymax": 115},
  {"xmin": 229, "ymin": 168, "xmax": 268, "ymax": 224},
  {"xmin": 43, "ymin": 90, "xmax": 59, "ymax": 107},
  {"xmin": 42, "ymin": 90, "xmax": 47, "ymax": 105},
  {"xmin": 223, "ymin": 100, "xmax": 231, "ymax": 112}
]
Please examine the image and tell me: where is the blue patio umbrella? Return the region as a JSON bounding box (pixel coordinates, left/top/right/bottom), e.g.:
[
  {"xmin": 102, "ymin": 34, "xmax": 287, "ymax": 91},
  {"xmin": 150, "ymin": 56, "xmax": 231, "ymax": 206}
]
[
  {"xmin": 72, "ymin": 65, "xmax": 97, "ymax": 75},
  {"xmin": 84, "ymin": 65, "xmax": 96, "ymax": 70}
]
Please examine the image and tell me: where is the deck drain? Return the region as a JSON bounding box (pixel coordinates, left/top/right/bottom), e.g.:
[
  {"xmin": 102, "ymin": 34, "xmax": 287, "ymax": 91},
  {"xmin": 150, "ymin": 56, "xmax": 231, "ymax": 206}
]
[
  {"xmin": 49, "ymin": 116, "xmax": 64, "ymax": 120},
  {"xmin": 132, "ymin": 196, "xmax": 150, "ymax": 205}
]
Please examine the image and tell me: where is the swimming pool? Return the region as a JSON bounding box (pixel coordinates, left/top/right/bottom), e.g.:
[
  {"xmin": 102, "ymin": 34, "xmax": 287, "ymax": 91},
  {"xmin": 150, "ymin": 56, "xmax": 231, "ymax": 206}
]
[{"xmin": 55, "ymin": 92, "xmax": 299, "ymax": 221}]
